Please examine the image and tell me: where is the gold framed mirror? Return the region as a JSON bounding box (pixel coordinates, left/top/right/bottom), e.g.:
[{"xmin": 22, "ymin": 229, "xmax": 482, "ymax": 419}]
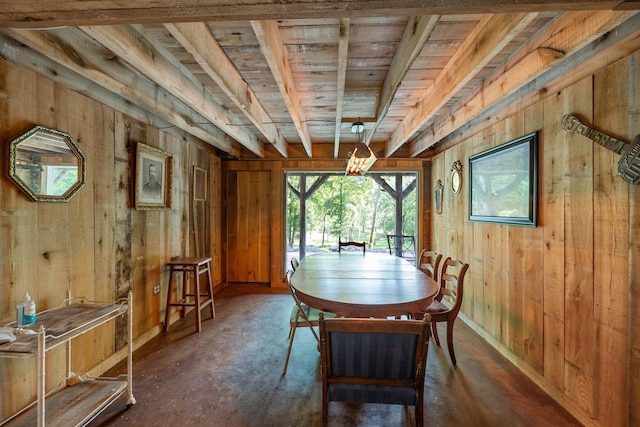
[
  {"xmin": 451, "ymin": 160, "xmax": 463, "ymax": 194},
  {"xmin": 8, "ymin": 125, "xmax": 86, "ymax": 202}
]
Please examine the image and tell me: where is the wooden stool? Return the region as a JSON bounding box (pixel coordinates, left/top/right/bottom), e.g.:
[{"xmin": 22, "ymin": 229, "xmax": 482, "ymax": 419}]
[{"xmin": 163, "ymin": 257, "xmax": 215, "ymax": 332}]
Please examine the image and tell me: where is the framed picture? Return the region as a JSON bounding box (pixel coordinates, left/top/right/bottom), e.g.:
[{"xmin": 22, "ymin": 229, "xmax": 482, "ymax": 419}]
[
  {"xmin": 193, "ymin": 166, "xmax": 207, "ymax": 201},
  {"xmin": 135, "ymin": 143, "xmax": 172, "ymax": 210},
  {"xmin": 469, "ymin": 131, "xmax": 538, "ymax": 226},
  {"xmin": 434, "ymin": 179, "xmax": 444, "ymax": 215}
]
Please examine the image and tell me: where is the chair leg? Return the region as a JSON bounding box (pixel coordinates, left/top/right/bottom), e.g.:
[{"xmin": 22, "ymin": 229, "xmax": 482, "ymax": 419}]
[
  {"xmin": 446, "ymin": 319, "xmax": 457, "ymax": 365},
  {"xmin": 163, "ymin": 268, "xmax": 176, "ymax": 332},
  {"xmin": 193, "ymin": 272, "xmax": 202, "ymax": 332},
  {"xmin": 322, "ymin": 393, "xmax": 328, "ymax": 427},
  {"xmin": 431, "ymin": 320, "xmax": 440, "ymax": 346},
  {"xmin": 415, "ymin": 402, "xmax": 424, "ymax": 427},
  {"xmin": 282, "ymin": 322, "xmax": 297, "ymax": 375},
  {"xmin": 204, "ymin": 261, "xmax": 215, "ymax": 319}
]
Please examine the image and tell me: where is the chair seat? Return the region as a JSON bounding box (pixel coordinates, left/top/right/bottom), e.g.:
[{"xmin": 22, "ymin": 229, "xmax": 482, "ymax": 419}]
[
  {"xmin": 290, "ymin": 304, "xmax": 338, "ymax": 323},
  {"xmin": 423, "ymin": 299, "xmax": 451, "ymax": 314},
  {"xmin": 290, "ymin": 303, "xmax": 323, "ymax": 323}
]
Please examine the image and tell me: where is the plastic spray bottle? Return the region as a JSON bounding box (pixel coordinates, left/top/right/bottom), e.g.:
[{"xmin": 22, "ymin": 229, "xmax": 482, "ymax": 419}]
[{"xmin": 22, "ymin": 293, "xmax": 36, "ymax": 325}]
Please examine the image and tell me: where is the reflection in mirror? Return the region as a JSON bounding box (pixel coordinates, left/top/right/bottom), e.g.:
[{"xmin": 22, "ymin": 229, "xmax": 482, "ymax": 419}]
[{"xmin": 8, "ymin": 125, "xmax": 86, "ymax": 202}]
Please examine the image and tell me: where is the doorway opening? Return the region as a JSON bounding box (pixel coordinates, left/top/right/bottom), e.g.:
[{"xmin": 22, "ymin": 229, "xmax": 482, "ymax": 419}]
[{"xmin": 285, "ymin": 172, "xmax": 418, "ymax": 268}]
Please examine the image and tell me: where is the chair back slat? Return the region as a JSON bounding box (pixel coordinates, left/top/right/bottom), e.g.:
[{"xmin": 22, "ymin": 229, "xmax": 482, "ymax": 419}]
[
  {"xmin": 437, "ymin": 257, "xmax": 469, "ymax": 314},
  {"xmin": 290, "ymin": 257, "xmax": 299, "ymax": 271},
  {"xmin": 419, "ymin": 249, "xmax": 442, "ymax": 282},
  {"xmin": 338, "ymin": 240, "xmax": 366, "ymax": 253}
]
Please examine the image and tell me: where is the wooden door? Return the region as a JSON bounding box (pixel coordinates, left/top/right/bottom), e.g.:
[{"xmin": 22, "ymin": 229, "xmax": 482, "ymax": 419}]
[{"xmin": 226, "ymin": 170, "xmax": 271, "ymax": 284}]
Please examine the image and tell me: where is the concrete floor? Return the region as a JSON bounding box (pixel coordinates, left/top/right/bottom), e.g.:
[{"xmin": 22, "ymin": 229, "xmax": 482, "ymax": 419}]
[{"xmin": 91, "ymin": 286, "xmax": 581, "ymax": 427}]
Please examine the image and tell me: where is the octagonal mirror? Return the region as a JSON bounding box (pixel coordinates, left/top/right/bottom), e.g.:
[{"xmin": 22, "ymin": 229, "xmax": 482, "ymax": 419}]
[{"xmin": 8, "ymin": 125, "xmax": 86, "ymax": 202}]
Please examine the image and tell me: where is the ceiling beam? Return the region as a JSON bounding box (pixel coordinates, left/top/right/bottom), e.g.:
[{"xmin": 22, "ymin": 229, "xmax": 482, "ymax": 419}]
[
  {"xmin": 1, "ymin": 27, "xmax": 241, "ymax": 157},
  {"xmin": 1, "ymin": 0, "xmax": 637, "ymax": 29},
  {"xmin": 411, "ymin": 10, "xmax": 640, "ymax": 155},
  {"xmin": 385, "ymin": 12, "xmax": 539, "ymax": 157},
  {"xmin": 165, "ymin": 22, "xmax": 288, "ymax": 157},
  {"xmin": 334, "ymin": 18, "xmax": 350, "ymax": 159},
  {"xmin": 365, "ymin": 14, "xmax": 440, "ymax": 146},
  {"xmin": 251, "ymin": 20, "xmax": 313, "ymax": 157},
  {"xmin": 80, "ymin": 24, "xmax": 264, "ymax": 157}
]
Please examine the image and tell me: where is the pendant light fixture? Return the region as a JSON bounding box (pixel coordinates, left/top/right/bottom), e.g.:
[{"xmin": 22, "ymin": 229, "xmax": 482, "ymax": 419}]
[{"xmin": 345, "ymin": 121, "xmax": 376, "ymax": 176}]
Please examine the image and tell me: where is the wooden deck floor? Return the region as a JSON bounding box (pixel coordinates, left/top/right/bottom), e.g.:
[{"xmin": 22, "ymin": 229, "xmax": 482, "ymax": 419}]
[{"xmin": 91, "ymin": 286, "xmax": 581, "ymax": 426}]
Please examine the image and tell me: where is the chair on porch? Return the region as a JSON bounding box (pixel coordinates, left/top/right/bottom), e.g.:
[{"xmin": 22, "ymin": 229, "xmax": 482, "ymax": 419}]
[
  {"xmin": 338, "ymin": 240, "xmax": 366, "ymax": 253},
  {"xmin": 386, "ymin": 234, "xmax": 416, "ymax": 263},
  {"xmin": 319, "ymin": 313, "xmax": 431, "ymax": 426},
  {"xmin": 413, "ymin": 256, "xmax": 469, "ymax": 365}
]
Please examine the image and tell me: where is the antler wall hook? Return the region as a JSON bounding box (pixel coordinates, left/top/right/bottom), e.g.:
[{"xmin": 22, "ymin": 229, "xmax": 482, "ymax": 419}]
[{"xmin": 561, "ymin": 114, "xmax": 640, "ymax": 185}]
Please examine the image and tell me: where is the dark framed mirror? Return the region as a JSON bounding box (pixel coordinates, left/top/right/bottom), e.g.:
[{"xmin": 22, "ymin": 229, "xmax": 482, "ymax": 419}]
[{"xmin": 7, "ymin": 125, "xmax": 86, "ymax": 202}]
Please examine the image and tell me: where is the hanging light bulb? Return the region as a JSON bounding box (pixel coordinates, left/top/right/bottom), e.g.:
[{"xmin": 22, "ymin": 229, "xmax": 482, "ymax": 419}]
[{"xmin": 346, "ymin": 121, "xmax": 376, "ymax": 176}]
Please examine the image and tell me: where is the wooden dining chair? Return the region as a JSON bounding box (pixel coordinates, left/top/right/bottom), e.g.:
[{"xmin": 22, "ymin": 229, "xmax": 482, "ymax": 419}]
[
  {"xmin": 319, "ymin": 313, "xmax": 431, "ymax": 426},
  {"xmin": 418, "ymin": 249, "xmax": 442, "ymax": 283},
  {"xmin": 338, "ymin": 240, "xmax": 366, "ymax": 253},
  {"xmin": 413, "ymin": 256, "xmax": 469, "ymax": 365},
  {"xmin": 290, "ymin": 257, "xmax": 299, "ymax": 272},
  {"xmin": 283, "ymin": 270, "xmax": 337, "ymax": 375}
]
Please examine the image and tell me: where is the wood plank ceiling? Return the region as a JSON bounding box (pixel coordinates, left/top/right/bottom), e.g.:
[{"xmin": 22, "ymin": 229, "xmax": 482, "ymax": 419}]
[{"xmin": 0, "ymin": 1, "xmax": 638, "ymax": 161}]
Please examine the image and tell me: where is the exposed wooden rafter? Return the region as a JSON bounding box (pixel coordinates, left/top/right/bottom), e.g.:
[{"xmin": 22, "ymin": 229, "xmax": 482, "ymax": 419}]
[
  {"xmin": 334, "ymin": 18, "xmax": 350, "ymax": 158},
  {"xmin": 385, "ymin": 12, "xmax": 539, "ymax": 157},
  {"xmin": 251, "ymin": 20, "xmax": 313, "ymax": 157},
  {"xmin": 410, "ymin": 10, "xmax": 640, "ymax": 155},
  {"xmin": 81, "ymin": 24, "xmax": 265, "ymax": 157},
  {"xmin": 3, "ymin": 27, "xmax": 241, "ymax": 157},
  {"xmin": 166, "ymin": 22, "xmax": 288, "ymax": 157},
  {"xmin": 0, "ymin": 2, "xmax": 638, "ymax": 162},
  {"xmin": 365, "ymin": 15, "xmax": 440, "ymax": 146},
  {"xmin": 0, "ymin": 0, "xmax": 636, "ymax": 29}
]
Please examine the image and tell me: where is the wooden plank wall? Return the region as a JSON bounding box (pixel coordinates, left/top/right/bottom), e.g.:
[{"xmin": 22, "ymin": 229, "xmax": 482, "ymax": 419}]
[
  {"xmin": 629, "ymin": 51, "xmax": 640, "ymax": 427},
  {"xmin": 0, "ymin": 58, "xmax": 223, "ymax": 420},
  {"xmin": 430, "ymin": 53, "xmax": 640, "ymax": 427}
]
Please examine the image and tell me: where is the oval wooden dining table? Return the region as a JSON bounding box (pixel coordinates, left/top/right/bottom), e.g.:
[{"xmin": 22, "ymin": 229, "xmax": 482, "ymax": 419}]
[{"xmin": 290, "ymin": 252, "xmax": 439, "ymax": 318}]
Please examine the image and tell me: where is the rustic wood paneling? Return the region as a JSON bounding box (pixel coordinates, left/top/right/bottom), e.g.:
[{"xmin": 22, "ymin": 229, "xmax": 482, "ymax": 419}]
[
  {"xmin": 521, "ymin": 102, "xmax": 545, "ymax": 373},
  {"xmin": 210, "ymin": 155, "xmax": 223, "ymax": 287},
  {"xmin": 432, "ymin": 55, "xmax": 639, "ymax": 426},
  {"xmin": 0, "ymin": 58, "xmax": 223, "ymax": 421},
  {"xmin": 0, "ymin": 51, "xmax": 38, "ymax": 415},
  {"xmin": 629, "ymin": 50, "xmax": 640, "ymax": 427},
  {"xmin": 592, "ymin": 57, "xmax": 631, "ymax": 427},
  {"xmin": 541, "ymin": 90, "xmax": 566, "ymax": 392}
]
